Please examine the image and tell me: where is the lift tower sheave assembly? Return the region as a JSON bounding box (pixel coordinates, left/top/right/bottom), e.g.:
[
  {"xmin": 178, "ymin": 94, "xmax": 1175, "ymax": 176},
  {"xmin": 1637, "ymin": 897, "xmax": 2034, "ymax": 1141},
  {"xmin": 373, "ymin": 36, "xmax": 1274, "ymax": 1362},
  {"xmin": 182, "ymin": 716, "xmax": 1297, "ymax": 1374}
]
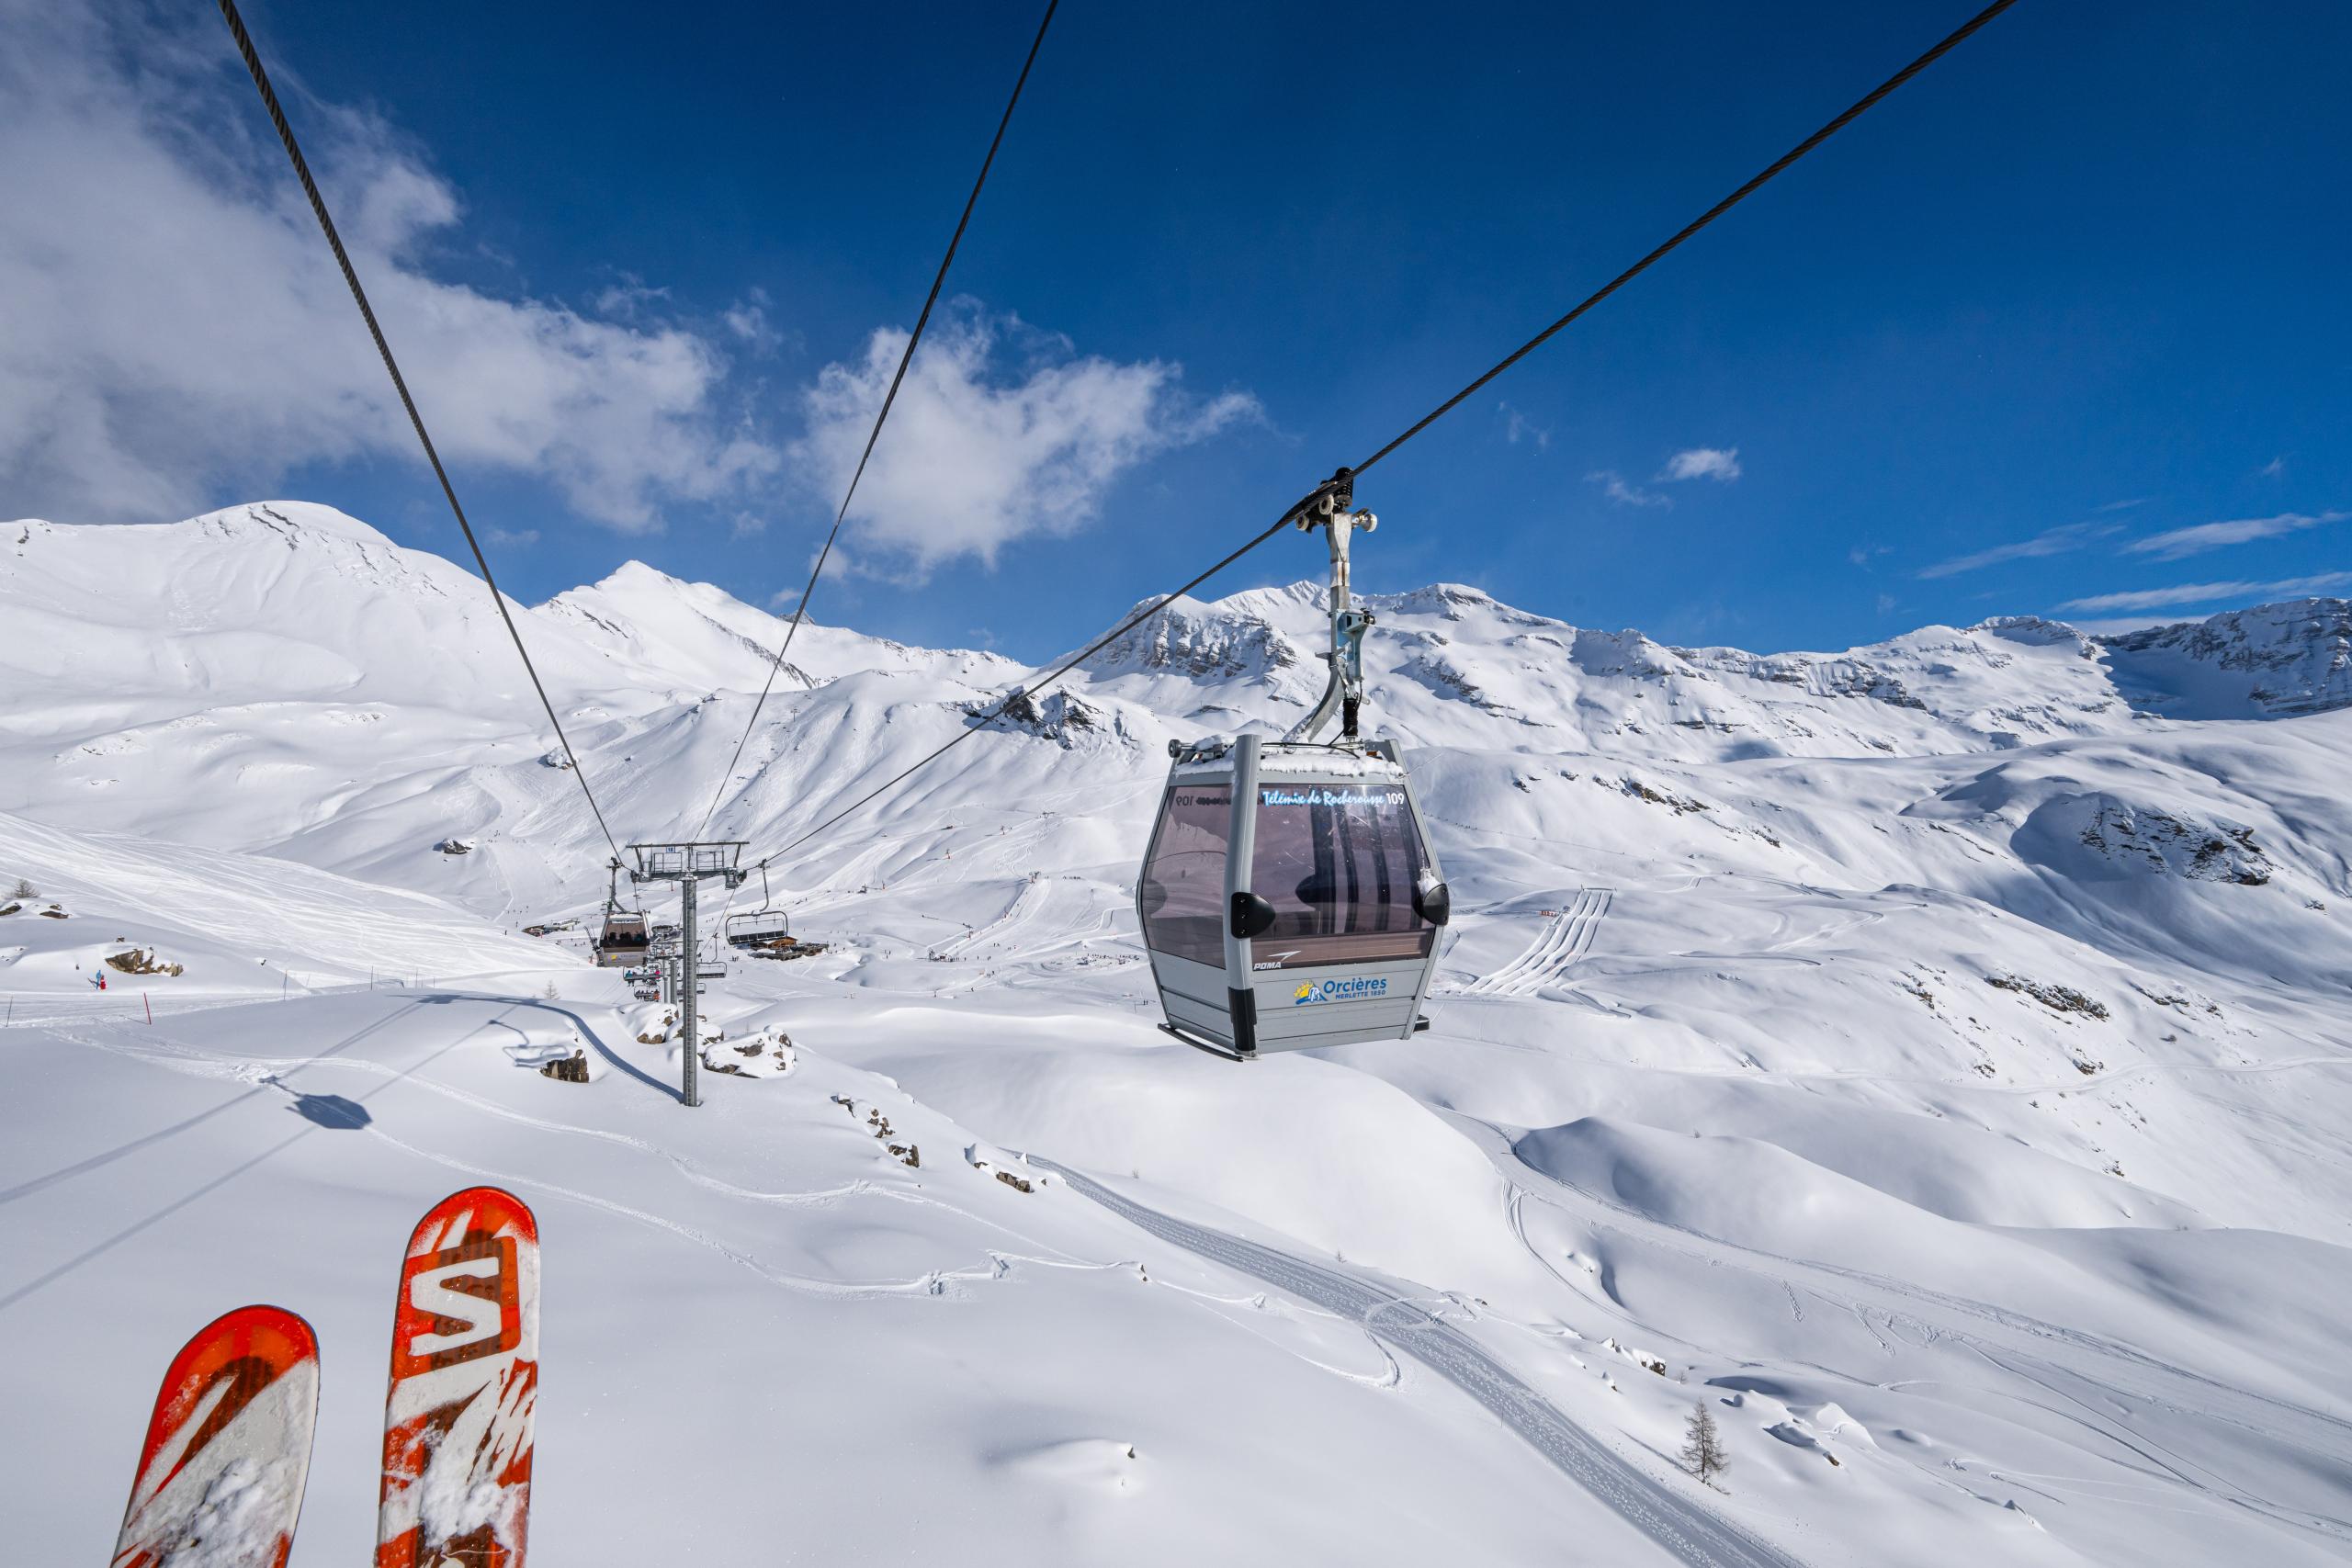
[{"xmin": 627, "ymin": 841, "xmax": 746, "ymax": 1108}]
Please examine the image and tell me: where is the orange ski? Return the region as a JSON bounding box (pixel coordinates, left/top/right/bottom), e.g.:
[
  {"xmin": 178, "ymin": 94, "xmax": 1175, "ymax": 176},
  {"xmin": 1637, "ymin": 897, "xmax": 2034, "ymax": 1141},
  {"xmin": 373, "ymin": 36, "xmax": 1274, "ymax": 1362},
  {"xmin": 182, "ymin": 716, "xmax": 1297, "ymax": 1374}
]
[
  {"xmin": 377, "ymin": 1186, "xmax": 540, "ymax": 1568},
  {"xmin": 114, "ymin": 1304, "xmax": 320, "ymax": 1568}
]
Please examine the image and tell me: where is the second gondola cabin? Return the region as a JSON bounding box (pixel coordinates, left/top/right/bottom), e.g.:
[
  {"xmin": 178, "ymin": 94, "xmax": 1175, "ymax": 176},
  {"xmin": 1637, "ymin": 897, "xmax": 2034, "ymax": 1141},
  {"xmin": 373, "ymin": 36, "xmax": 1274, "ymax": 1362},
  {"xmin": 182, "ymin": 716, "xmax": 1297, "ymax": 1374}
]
[
  {"xmin": 594, "ymin": 910, "xmax": 650, "ymax": 967},
  {"xmin": 1139, "ymin": 732, "xmax": 1449, "ymax": 1057}
]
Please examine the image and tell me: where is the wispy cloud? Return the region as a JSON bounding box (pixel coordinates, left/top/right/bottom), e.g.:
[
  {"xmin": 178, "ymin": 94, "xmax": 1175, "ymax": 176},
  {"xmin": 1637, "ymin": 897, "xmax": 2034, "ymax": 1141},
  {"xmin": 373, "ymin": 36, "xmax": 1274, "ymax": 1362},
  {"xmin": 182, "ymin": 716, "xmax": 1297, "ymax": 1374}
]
[
  {"xmin": 2257, "ymin": 456, "xmax": 2287, "ymax": 479},
  {"xmin": 1849, "ymin": 542, "xmax": 1891, "ymax": 568},
  {"xmin": 1497, "ymin": 401, "xmax": 1550, "ymax": 449},
  {"xmin": 2095, "ymin": 497, "xmax": 2149, "ymax": 513},
  {"xmin": 1586, "ymin": 469, "xmax": 1669, "ymax": 509},
  {"xmin": 2057, "ymin": 570, "xmax": 2352, "ymax": 615},
  {"xmin": 1917, "ymin": 521, "xmax": 2120, "ymax": 580},
  {"xmin": 484, "ymin": 527, "xmax": 538, "ymax": 547},
  {"xmin": 791, "ymin": 308, "xmax": 1259, "ymax": 571},
  {"xmin": 721, "ymin": 289, "xmax": 786, "ymax": 355},
  {"xmin": 2126, "ymin": 509, "xmax": 2345, "ymax": 561},
  {"xmin": 1658, "ymin": 446, "xmax": 1741, "ymax": 483}
]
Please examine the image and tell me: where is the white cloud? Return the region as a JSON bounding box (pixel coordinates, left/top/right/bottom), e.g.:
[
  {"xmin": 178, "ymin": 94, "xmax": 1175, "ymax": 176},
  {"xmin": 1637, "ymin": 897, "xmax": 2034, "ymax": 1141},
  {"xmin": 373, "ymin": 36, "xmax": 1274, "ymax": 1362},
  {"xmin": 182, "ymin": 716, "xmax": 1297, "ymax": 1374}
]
[
  {"xmin": 1498, "ymin": 401, "xmax": 1550, "ymax": 449},
  {"xmin": 593, "ymin": 277, "xmax": 673, "ymax": 321},
  {"xmin": 1658, "ymin": 446, "xmax": 1741, "ymax": 483},
  {"xmin": 2095, "ymin": 496, "xmax": 2149, "ymax": 513},
  {"xmin": 484, "ymin": 527, "xmax": 538, "ymax": 547},
  {"xmin": 0, "ymin": 0, "xmax": 777, "ymax": 531},
  {"xmin": 2257, "ymin": 456, "xmax": 2286, "ymax": 479},
  {"xmin": 2057, "ymin": 570, "xmax": 2352, "ymax": 615},
  {"xmin": 721, "ymin": 289, "xmax": 786, "ymax": 355},
  {"xmin": 1917, "ymin": 521, "xmax": 2119, "ymax": 580},
  {"xmin": 1586, "ymin": 469, "xmax": 1669, "ymax": 509},
  {"xmin": 2125, "ymin": 509, "xmax": 2345, "ymax": 561},
  {"xmin": 789, "ymin": 309, "xmax": 1258, "ymax": 570}
]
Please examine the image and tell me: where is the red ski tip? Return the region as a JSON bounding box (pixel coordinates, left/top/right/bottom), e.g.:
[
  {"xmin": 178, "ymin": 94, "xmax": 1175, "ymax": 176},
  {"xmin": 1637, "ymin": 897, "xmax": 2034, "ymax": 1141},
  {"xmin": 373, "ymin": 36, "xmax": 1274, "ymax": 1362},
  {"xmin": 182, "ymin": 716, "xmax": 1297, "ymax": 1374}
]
[
  {"xmin": 116, "ymin": 1303, "xmax": 321, "ymax": 1568},
  {"xmin": 379, "ymin": 1186, "xmax": 541, "ymax": 1568}
]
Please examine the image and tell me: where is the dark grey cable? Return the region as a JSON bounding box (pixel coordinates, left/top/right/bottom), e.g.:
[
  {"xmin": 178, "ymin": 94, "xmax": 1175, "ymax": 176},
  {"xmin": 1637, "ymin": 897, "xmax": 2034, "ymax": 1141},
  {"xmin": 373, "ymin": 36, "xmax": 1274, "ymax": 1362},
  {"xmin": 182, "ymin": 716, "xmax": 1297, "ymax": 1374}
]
[
  {"xmin": 760, "ymin": 1, "xmax": 2024, "ymax": 860},
  {"xmin": 218, "ymin": 0, "xmax": 626, "ymax": 863},
  {"xmin": 696, "ymin": 0, "xmax": 1060, "ymax": 838}
]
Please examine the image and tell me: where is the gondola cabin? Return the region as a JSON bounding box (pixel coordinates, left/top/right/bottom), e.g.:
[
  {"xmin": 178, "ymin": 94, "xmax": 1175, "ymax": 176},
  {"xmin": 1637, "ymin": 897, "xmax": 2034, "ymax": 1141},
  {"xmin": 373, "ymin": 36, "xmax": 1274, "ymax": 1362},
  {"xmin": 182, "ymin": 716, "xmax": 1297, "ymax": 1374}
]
[
  {"xmin": 594, "ymin": 911, "xmax": 650, "ymax": 967},
  {"xmin": 1139, "ymin": 733, "xmax": 1449, "ymax": 1058}
]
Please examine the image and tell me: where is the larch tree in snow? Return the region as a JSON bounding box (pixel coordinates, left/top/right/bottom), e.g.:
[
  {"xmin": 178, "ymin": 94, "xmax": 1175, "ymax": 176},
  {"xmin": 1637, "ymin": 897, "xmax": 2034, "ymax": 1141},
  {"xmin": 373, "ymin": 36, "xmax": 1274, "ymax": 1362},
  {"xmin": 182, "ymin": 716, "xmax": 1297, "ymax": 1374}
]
[
  {"xmin": 1682, "ymin": 1401, "xmax": 1730, "ymax": 1489},
  {"xmin": 9, "ymin": 877, "xmax": 33, "ymax": 899}
]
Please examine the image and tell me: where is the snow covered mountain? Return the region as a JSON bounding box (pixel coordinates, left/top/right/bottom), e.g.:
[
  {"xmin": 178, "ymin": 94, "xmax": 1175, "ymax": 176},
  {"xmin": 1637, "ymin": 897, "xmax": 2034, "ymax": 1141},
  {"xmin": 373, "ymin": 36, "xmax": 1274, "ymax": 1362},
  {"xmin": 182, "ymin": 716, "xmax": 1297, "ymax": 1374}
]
[
  {"xmin": 6, "ymin": 502, "xmax": 2352, "ymax": 1567},
  {"xmin": 2098, "ymin": 597, "xmax": 2352, "ymax": 717}
]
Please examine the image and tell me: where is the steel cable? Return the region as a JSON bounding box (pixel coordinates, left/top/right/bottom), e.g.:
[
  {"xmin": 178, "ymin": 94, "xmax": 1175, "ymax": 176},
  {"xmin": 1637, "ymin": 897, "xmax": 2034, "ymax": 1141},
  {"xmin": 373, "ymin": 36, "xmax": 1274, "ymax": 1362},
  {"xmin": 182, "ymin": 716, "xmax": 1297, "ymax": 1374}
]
[
  {"xmin": 695, "ymin": 0, "xmax": 1060, "ymax": 839},
  {"xmin": 217, "ymin": 0, "xmax": 627, "ymax": 863},
  {"xmin": 758, "ymin": 0, "xmax": 2022, "ymax": 863}
]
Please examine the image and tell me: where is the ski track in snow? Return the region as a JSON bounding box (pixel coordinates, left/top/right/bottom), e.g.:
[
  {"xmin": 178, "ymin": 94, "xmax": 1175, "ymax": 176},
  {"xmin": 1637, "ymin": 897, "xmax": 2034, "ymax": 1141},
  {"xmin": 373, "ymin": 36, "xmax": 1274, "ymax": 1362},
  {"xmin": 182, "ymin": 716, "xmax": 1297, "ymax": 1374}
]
[
  {"xmin": 1458, "ymin": 887, "xmax": 1613, "ymax": 997},
  {"xmin": 1034, "ymin": 1156, "xmax": 1807, "ymax": 1568}
]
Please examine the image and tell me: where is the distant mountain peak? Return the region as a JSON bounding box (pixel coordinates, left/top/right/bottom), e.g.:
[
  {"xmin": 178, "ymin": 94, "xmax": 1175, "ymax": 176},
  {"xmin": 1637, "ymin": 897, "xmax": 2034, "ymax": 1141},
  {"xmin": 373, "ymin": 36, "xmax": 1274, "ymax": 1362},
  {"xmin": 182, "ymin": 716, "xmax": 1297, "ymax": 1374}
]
[{"xmin": 2100, "ymin": 597, "xmax": 2352, "ymax": 717}]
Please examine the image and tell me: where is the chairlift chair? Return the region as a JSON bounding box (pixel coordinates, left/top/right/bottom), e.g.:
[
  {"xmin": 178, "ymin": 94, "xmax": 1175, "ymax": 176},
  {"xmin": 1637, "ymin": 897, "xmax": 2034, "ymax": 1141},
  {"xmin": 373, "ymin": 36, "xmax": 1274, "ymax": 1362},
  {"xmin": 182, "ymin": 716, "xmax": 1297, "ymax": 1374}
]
[
  {"xmin": 723, "ymin": 863, "xmax": 794, "ymax": 950},
  {"xmin": 1136, "ymin": 474, "xmax": 1450, "ymax": 1059}
]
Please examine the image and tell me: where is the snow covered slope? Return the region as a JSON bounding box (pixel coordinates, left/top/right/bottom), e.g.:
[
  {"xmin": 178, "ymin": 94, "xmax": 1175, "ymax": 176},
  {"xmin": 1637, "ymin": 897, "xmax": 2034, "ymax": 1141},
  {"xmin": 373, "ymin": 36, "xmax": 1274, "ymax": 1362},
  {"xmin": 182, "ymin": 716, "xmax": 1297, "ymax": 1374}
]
[
  {"xmin": 0, "ymin": 807, "xmax": 571, "ymax": 1022},
  {"xmin": 6, "ymin": 502, "xmax": 2352, "ymax": 1567}
]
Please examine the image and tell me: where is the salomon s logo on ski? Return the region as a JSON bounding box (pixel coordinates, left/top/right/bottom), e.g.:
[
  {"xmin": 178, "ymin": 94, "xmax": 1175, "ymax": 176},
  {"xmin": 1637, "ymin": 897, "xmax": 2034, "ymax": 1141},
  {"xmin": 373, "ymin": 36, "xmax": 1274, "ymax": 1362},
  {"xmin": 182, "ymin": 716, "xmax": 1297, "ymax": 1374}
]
[{"xmin": 394, "ymin": 1234, "xmax": 521, "ymax": 1374}]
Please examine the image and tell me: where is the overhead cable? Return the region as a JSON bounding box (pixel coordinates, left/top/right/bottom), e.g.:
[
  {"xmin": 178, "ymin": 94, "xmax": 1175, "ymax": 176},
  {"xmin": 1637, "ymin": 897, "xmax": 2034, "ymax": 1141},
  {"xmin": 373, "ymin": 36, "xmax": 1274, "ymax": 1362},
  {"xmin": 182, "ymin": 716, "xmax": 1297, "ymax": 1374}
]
[
  {"xmin": 695, "ymin": 0, "xmax": 1061, "ymax": 839},
  {"xmin": 216, "ymin": 0, "xmax": 626, "ymax": 863},
  {"xmin": 769, "ymin": 479, "xmax": 1337, "ymax": 858},
  {"xmin": 1351, "ymin": 0, "xmax": 2022, "ymax": 481},
  {"xmin": 758, "ymin": 0, "xmax": 2022, "ymax": 863}
]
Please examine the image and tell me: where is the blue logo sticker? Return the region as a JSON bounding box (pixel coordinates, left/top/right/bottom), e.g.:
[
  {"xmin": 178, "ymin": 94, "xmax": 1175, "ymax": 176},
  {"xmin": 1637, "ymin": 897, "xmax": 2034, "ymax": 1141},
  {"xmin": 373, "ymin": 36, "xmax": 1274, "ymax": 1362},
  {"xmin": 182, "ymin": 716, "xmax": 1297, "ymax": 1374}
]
[{"xmin": 1292, "ymin": 976, "xmax": 1389, "ymax": 1006}]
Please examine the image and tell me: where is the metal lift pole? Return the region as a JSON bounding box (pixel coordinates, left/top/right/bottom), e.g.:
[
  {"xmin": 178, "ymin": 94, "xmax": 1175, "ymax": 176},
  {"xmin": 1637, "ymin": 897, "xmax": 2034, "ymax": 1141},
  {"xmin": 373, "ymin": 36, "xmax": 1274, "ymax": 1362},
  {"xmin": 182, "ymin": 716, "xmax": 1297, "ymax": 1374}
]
[
  {"xmin": 626, "ymin": 841, "xmax": 746, "ymax": 1109},
  {"xmin": 679, "ymin": 874, "xmax": 700, "ymax": 1108}
]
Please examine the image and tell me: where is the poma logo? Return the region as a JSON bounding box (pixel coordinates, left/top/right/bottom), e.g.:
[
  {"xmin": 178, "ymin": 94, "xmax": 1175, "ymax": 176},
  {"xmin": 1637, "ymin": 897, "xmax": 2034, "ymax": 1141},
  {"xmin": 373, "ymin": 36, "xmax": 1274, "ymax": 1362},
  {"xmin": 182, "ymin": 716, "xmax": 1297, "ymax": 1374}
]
[{"xmin": 1292, "ymin": 976, "xmax": 1388, "ymax": 1006}]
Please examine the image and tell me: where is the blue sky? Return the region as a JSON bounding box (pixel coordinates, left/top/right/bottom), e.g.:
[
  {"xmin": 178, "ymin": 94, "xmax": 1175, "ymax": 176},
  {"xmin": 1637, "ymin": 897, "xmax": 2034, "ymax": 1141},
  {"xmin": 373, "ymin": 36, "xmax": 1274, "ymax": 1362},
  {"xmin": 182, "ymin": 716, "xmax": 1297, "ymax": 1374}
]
[{"xmin": 5, "ymin": 0, "xmax": 2346, "ymax": 657}]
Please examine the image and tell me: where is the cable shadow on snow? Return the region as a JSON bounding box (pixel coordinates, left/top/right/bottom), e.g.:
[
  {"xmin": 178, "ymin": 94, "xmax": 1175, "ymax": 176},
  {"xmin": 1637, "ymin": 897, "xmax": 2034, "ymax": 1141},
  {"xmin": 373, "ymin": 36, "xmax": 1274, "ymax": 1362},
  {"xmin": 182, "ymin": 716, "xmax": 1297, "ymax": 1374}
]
[{"xmin": 0, "ymin": 998, "xmax": 430, "ymax": 1208}]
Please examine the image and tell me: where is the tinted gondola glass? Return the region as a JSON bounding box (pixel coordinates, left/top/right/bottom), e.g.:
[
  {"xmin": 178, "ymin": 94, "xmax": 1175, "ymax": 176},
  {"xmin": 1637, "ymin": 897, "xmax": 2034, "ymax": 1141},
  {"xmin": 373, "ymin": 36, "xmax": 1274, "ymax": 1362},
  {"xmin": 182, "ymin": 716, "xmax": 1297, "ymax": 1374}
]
[
  {"xmin": 1139, "ymin": 784, "xmax": 1231, "ymax": 967},
  {"xmin": 1249, "ymin": 783, "xmax": 1433, "ymax": 970}
]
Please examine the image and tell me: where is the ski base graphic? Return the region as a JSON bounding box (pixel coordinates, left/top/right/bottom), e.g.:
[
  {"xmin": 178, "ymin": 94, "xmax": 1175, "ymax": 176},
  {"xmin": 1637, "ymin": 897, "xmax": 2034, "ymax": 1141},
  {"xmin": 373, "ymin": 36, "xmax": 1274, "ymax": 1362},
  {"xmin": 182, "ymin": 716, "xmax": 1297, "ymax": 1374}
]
[
  {"xmin": 115, "ymin": 1303, "xmax": 320, "ymax": 1568},
  {"xmin": 378, "ymin": 1185, "xmax": 541, "ymax": 1568}
]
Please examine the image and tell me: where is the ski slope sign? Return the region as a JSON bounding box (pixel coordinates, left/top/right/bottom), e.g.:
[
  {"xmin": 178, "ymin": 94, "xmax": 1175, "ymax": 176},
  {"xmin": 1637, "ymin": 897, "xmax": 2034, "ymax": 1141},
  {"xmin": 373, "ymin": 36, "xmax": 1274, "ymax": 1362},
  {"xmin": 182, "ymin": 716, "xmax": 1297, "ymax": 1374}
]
[
  {"xmin": 378, "ymin": 1186, "xmax": 541, "ymax": 1568},
  {"xmin": 113, "ymin": 1303, "xmax": 320, "ymax": 1568}
]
